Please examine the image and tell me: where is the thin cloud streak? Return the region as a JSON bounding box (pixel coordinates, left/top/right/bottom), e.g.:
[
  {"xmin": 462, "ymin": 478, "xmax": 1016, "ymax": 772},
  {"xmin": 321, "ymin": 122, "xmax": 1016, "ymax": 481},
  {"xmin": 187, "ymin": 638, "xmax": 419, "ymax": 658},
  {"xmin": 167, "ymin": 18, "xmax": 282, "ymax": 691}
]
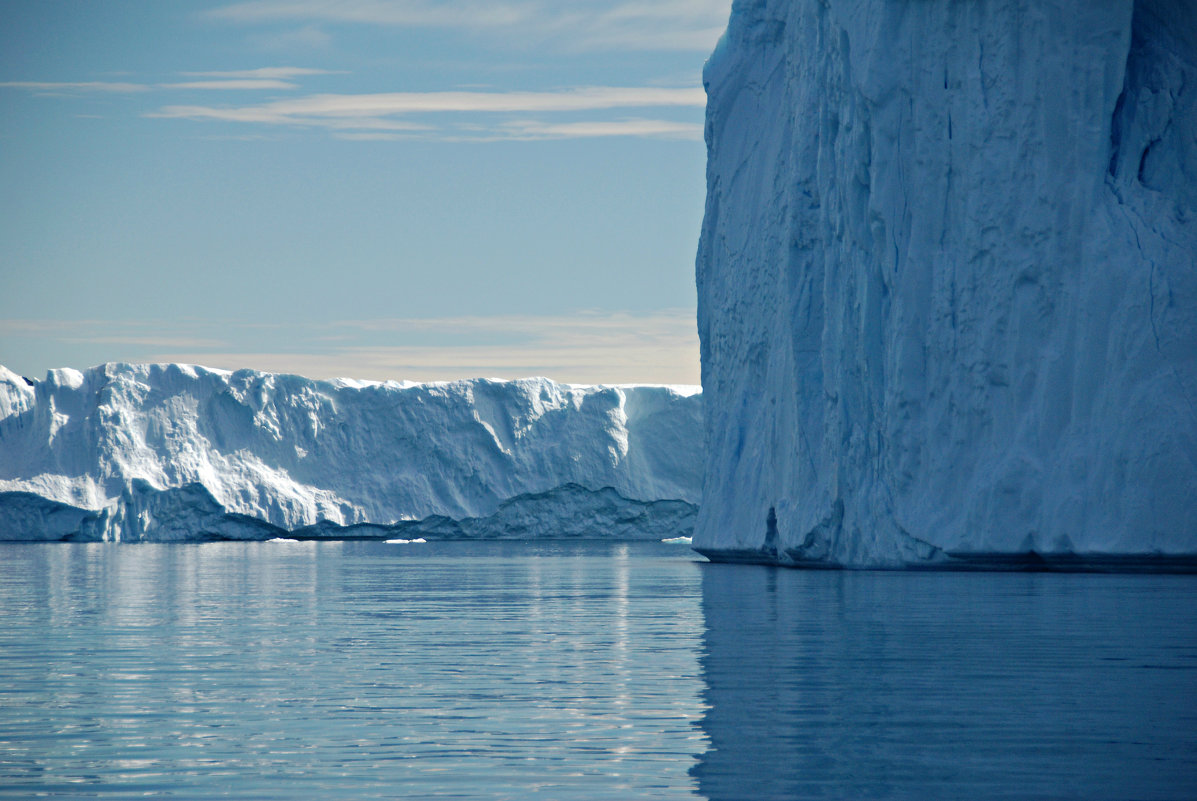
[
  {"xmin": 340, "ymin": 310, "xmax": 696, "ymax": 338},
  {"xmin": 333, "ymin": 132, "xmax": 415, "ymax": 141},
  {"xmin": 208, "ymin": 1, "xmax": 550, "ymax": 28},
  {"xmin": 141, "ymin": 342, "xmax": 699, "ymax": 383},
  {"xmin": 575, "ymin": 25, "xmax": 727, "ymax": 52},
  {"xmin": 6, "ymin": 311, "xmax": 700, "ymax": 385},
  {"xmin": 59, "ymin": 335, "xmax": 229, "ymax": 349},
  {"xmin": 0, "ymin": 81, "xmax": 150, "ymax": 93},
  {"xmin": 147, "ymin": 85, "xmax": 705, "ymax": 139},
  {"xmin": 9, "ymin": 72, "xmax": 705, "ymax": 141},
  {"xmin": 250, "ymin": 25, "xmax": 333, "ymax": 49},
  {"xmin": 152, "ymin": 86, "xmax": 704, "ymax": 118},
  {"xmin": 160, "ymin": 79, "xmax": 299, "ymax": 90},
  {"xmin": 181, "ymin": 67, "xmax": 340, "ymax": 79},
  {"xmin": 142, "ymin": 343, "xmax": 700, "ymax": 385},
  {"xmin": 3, "ymin": 68, "xmax": 340, "ymax": 97},
  {"xmin": 498, "ymin": 118, "xmax": 702, "ymax": 141},
  {"xmin": 206, "ymin": 0, "xmax": 730, "ymax": 53}
]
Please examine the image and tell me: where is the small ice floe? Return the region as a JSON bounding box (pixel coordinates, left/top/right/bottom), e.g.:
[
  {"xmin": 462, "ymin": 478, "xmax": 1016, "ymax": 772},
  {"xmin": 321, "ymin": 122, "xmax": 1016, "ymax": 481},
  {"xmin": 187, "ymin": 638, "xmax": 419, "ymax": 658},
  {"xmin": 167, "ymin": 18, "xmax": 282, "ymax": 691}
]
[
  {"xmin": 267, "ymin": 537, "xmax": 300, "ymax": 543},
  {"xmin": 661, "ymin": 536, "xmax": 693, "ymax": 545},
  {"xmin": 385, "ymin": 538, "xmax": 427, "ymax": 544}
]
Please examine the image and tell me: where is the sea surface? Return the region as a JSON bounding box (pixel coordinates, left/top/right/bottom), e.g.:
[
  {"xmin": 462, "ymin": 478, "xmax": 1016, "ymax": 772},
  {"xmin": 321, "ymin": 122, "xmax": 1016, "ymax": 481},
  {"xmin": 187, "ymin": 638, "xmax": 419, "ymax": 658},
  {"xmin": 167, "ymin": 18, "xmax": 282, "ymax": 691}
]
[{"xmin": 1, "ymin": 540, "xmax": 1194, "ymax": 800}]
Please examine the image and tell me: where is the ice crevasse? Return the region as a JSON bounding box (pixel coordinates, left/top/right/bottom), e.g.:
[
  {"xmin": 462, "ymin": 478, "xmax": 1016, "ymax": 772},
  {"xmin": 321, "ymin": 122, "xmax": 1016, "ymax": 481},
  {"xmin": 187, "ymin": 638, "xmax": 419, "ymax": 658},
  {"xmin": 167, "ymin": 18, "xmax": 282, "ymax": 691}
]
[
  {"xmin": 0, "ymin": 363, "xmax": 702, "ymax": 542},
  {"xmin": 693, "ymin": 0, "xmax": 1197, "ymax": 566}
]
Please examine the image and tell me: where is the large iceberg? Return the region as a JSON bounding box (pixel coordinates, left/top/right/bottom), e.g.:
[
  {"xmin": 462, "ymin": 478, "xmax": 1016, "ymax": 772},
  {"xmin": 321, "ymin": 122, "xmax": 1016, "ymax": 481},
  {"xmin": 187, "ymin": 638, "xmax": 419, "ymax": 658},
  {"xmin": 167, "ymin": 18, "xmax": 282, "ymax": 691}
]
[
  {"xmin": 694, "ymin": 0, "xmax": 1197, "ymax": 566},
  {"xmin": 0, "ymin": 363, "xmax": 702, "ymax": 542}
]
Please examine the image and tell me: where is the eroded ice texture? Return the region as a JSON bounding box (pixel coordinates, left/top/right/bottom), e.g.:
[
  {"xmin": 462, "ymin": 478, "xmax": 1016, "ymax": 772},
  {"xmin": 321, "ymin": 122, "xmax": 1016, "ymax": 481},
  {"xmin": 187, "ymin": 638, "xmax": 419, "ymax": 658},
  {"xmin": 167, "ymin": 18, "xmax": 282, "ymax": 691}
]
[
  {"xmin": 695, "ymin": 0, "xmax": 1196, "ymax": 566},
  {"xmin": 0, "ymin": 363, "xmax": 702, "ymax": 542}
]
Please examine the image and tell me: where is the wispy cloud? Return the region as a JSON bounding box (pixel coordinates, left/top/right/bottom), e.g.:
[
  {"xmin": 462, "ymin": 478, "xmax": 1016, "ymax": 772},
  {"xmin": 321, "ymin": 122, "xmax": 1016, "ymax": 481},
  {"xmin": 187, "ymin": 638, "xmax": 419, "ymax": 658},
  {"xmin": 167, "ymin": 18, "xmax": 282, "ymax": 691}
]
[
  {"xmin": 146, "ymin": 85, "xmax": 705, "ymax": 139},
  {"xmin": 181, "ymin": 67, "xmax": 340, "ymax": 79},
  {"xmin": 59, "ymin": 335, "xmax": 229, "ymax": 349},
  {"xmin": 7, "ymin": 68, "xmax": 704, "ymax": 141},
  {"xmin": 0, "ymin": 81, "xmax": 150, "ymax": 93},
  {"xmin": 206, "ymin": 0, "xmax": 730, "ymax": 53},
  {"xmin": 0, "ymin": 320, "xmax": 230, "ymax": 351},
  {"xmin": 152, "ymin": 86, "xmax": 704, "ymax": 118},
  {"xmin": 497, "ymin": 118, "xmax": 702, "ymax": 141},
  {"xmin": 160, "ymin": 79, "xmax": 300, "ymax": 90},
  {"xmin": 332, "ymin": 131, "xmax": 414, "ymax": 141},
  {"xmin": 4, "ymin": 311, "xmax": 700, "ymax": 385},
  {"xmin": 339, "ymin": 310, "xmax": 695, "ymax": 339},
  {"xmin": 2, "ymin": 68, "xmax": 339, "ymax": 97},
  {"xmin": 207, "ymin": 1, "xmax": 547, "ymax": 28},
  {"xmin": 138, "ymin": 344, "xmax": 699, "ymax": 385},
  {"xmin": 250, "ymin": 25, "xmax": 333, "ymax": 50}
]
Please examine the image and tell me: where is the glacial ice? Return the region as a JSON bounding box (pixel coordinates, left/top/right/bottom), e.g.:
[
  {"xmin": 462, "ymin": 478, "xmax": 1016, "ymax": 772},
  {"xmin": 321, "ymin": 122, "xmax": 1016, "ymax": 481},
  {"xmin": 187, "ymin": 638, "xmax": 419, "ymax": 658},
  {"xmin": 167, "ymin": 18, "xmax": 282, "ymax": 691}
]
[
  {"xmin": 0, "ymin": 363, "xmax": 702, "ymax": 542},
  {"xmin": 694, "ymin": 0, "xmax": 1197, "ymax": 566}
]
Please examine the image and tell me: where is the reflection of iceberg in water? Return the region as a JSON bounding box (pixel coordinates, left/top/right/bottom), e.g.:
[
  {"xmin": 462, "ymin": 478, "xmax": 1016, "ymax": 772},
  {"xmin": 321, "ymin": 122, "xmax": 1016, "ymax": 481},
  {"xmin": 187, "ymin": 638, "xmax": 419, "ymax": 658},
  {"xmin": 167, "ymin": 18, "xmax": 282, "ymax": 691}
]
[{"xmin": 691, "ymin": 564, "xmax": 1197, "ymax": 800}]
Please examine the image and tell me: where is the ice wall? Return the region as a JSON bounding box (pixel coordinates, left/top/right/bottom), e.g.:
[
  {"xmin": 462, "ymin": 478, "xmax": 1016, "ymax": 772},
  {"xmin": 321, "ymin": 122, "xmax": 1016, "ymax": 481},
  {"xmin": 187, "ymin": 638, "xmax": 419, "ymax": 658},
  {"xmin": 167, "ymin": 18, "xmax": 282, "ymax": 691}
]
[
  {"xmin": 695, "ymin": 0, "xmax": 1197, "ymax": 566},
  {"xmin": 0, "ymin": 363, "xmax": 702, "ymax": 541}
]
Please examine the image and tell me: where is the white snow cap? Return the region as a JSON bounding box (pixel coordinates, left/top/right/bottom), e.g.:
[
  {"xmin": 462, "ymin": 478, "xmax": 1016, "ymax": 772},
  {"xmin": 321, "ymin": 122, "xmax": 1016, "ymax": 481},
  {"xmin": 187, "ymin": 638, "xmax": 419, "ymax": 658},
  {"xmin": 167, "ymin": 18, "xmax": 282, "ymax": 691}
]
[{"xmin": 0, "ymin": 363, "xmax": 703, "ymax": 542}]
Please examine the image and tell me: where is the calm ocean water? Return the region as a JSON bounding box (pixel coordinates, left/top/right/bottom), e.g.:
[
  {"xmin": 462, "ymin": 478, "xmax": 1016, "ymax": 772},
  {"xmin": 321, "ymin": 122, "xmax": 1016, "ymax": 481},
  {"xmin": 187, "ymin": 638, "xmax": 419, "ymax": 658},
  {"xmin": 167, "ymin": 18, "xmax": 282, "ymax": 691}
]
[{"xmin": 1, "ymin": 540, "xmax": 1194, "ymax": 800}]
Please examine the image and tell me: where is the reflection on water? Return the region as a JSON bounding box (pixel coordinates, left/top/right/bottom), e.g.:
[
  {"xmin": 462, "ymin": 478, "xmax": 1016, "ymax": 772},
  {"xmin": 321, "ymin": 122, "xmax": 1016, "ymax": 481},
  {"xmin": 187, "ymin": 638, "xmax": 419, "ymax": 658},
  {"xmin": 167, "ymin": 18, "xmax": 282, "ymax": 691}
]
[
  {"xmin": 4, "ymin": 542, "xmax": 1195, "ymax": 800},
  {"xmin": 0, "ymin": 541, "xmax": 707, "ymax": 800},
  {"xmin": 692, "ymin": 564, "xmax": 1197, "ymax": 800}
]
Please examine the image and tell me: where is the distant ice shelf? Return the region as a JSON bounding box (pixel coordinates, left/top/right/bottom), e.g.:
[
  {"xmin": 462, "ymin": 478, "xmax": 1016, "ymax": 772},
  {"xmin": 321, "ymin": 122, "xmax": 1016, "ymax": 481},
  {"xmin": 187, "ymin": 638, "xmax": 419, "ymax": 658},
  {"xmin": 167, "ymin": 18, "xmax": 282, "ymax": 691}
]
[{"xmin": 0, "ymin": 363, "xmax": 702, "ymax": 543}]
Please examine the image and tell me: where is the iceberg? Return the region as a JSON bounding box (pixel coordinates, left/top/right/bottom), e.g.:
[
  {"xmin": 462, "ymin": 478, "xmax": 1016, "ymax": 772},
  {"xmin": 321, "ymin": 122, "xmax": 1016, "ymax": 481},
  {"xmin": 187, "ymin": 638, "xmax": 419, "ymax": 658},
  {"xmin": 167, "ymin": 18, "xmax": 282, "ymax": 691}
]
[
  {"xmin": 694, "ymin": 0, "xmax": 1197, "ymax": 567},
  {"xmin": 0, "ymin": 363, "xmax": 702, "ymax": 542}
]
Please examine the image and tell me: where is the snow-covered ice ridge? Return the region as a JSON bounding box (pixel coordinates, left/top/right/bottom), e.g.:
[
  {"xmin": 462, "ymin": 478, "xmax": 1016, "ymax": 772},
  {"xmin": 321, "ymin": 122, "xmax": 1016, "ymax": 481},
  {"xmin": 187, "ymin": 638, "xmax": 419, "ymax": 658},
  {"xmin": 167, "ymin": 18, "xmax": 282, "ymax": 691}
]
[
  {"xmin": 695, "ymin": 0, "xmax": 1197, "ymax": 567},
  {"xmin": 0, "ymin": 363, "xmax": 702, "ymax": 542}
]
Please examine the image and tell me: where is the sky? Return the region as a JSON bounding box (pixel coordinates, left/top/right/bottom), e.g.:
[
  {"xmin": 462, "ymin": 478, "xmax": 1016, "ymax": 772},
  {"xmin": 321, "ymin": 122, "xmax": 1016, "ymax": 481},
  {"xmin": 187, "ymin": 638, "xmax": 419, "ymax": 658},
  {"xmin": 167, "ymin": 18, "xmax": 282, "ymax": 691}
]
[{"xmin": 0, "ymin": 1, "xmax": 731, "ymax": 385}]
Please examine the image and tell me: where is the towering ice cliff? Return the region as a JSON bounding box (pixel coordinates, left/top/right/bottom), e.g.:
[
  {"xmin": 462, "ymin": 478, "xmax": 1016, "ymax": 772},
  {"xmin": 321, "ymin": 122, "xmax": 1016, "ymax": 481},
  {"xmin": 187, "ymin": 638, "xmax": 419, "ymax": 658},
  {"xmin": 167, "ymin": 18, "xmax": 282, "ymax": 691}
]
[
  {"xmin": 0, "ymin": 363, "xmax": 701, "ymax": 542},
  {"xmin": 695, "ymin": 0, "xmax": 1197, "ymax": 566}
]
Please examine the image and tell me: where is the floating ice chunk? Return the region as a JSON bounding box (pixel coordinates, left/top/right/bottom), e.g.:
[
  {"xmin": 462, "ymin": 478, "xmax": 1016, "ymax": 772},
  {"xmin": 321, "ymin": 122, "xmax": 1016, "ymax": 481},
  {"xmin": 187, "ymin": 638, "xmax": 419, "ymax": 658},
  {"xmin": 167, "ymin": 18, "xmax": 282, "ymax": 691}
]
[
  {"xmin": 267, "ymin": 537, "xmax": 299, "ymax": 543},
  {"xmin": 385, "ymin": 538, "xmax": 427, "ymax": 544},
  {"xmin": 661, "ymin": 536, "xmax": 693, "ymax": 545}
]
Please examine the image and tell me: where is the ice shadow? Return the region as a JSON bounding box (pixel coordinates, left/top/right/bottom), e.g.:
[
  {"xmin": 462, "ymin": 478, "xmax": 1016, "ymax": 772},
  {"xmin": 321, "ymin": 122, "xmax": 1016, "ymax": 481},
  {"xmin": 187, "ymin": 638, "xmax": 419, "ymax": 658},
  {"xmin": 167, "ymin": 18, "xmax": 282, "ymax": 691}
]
[{"xmin": 690, "ymin": 562, "xmax": 1197, "ymax": 800}]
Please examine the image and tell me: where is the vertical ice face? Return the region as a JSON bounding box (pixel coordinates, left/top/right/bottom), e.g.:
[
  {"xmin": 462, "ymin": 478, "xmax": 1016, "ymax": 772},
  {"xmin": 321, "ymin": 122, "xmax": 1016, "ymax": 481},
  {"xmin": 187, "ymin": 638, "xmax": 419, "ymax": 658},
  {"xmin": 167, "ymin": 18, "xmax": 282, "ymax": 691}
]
[{"xmin": 695, "ymin": 0, "xmax": 1197, "ymax": 565}]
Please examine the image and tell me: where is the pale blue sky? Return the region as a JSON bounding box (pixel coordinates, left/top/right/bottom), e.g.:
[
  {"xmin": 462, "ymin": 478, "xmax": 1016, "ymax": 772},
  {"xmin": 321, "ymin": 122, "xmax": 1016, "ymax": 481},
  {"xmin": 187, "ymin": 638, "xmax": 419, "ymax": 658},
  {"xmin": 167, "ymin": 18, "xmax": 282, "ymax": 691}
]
[{"xmin": 1, "ymin": 1, "xmax": 730, "ymax": 384}]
